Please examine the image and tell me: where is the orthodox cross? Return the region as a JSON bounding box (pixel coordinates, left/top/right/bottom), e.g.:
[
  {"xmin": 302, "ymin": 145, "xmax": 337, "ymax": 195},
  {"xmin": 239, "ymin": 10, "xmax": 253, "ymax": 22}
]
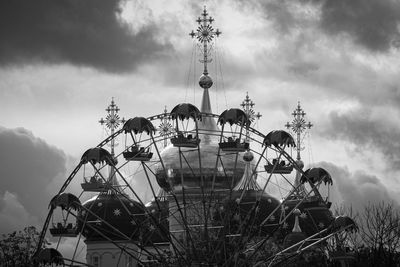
[
  {"xmin": 189, "ymin": 6, "xmax": 221, "ymax": 75},
  {"xmin": 241, "ymin": 92, "xmax": 262, "ymax": 141},
  {"xmin": 99, "ymin": 97, "xmax": 125, "ymax": 156},
  {"xmin": 285, "ymin": 102, "xmax": 313, "ymax": 161},
  {"xmin": 158, "ymin": 106, "xmax": 174, "ymax": 148},
  {"xmin": 241, "ymin": 92, "xmax": 262, "ymax": 123}
]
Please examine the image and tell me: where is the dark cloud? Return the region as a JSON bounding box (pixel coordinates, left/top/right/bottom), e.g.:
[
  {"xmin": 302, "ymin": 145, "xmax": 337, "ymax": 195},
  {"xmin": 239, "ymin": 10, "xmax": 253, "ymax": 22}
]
[
  {"xmin": 319, "ymin": 0, "xmax": 400, "ymax": 51},
  {"xmin": 316, "ymin": 161, "xmax": 397, "ymax": 211},
  {"xmin": 320, "ymin": 109, "xmax": 400, "ymax": 171},
  {"xmin": 256, "ymin": 0, "xmax": 400, "ymax": 52},
  {"xmin": 0, "ymin": 127, "xmax": 68, "ymax": 233},
  {"xmin": 287, "ymin": 61, "xmax": 319, "ymax": 76},
  {"xmin": 0, "ymin": 0, "xmax": 171, "ymax": 72},
  {"xmin": 260, "ymin": 1, "xmax": 296, "ymax": 33}
]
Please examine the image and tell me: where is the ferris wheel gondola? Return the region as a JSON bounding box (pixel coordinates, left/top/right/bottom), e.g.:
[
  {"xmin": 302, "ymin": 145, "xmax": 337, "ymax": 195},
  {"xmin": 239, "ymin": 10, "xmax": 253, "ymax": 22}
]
[
  {"xmin": 122, "ymin": 117, "xmax": 155, "ymax": 161},
  {"xmin": 170, "ymin": 103, "xmax": 202, "ymax": 148},
  {"xmin": 217, "ymin": 108, "xmax": 250, "ymax": 152}
]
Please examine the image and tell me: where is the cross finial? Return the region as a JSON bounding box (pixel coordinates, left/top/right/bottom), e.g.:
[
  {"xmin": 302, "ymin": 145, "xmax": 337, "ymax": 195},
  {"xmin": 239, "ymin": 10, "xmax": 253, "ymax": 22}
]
[
  {"xmin": 241, "ymin": 92, "xmax": 262, "ymax": 122},
  {"xmin": 241, "ymin": 92, "xmax": 262, "ymax": 141},
  {"xmin": 158, "ymin": 106, "xmax": 174, "ymax": 148},
  {"xmin": 285, "ymin": 101, "xmax": 312, "ymax": 161},
  {"xmin": 189, "ymin": 6, "xmax": 221, "ymax": 76},
  {"xmin": 99, "ymin": 98, "xmax": 125, "ymax": 156}
]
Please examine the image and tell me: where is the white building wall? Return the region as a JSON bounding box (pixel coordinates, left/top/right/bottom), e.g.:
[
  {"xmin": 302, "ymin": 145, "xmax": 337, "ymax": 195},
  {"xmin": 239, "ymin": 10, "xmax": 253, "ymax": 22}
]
[{"xmin": 86, "ymin": 241, "xmax": 140, "ymax": 267}]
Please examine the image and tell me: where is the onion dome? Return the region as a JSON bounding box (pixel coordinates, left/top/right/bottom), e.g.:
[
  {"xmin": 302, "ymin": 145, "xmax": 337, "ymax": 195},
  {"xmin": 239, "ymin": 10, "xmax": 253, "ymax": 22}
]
[
  {"xmin": 199, "ymin": 74, "xmax": 213, "ymax": 89},
  {"xmin": 283, "ymin": 209, "xmax": 307, "ymax": 250},
  {"xmin": 214, "ymin": 152, "xmax": 280, "ymax": 236},
  {"xmin": 155, "ymin": 81, "xmax": 246, "ymax": 192},
  {"xmin": 143, "ymin": 189, "xmax": 169, "ymax": 244},
  {"xmin": 77, "ymin": 193, "xmax": 145, "ymax": 242},
  {"xmin": 155, "ymin": 116, "xmax": 245, "ymax": 193}
]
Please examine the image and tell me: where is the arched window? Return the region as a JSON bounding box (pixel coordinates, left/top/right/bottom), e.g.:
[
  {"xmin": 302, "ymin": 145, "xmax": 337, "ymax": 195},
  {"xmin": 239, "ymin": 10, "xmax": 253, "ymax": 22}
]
[{"xmin": 92, "ymin": 255, "xmax": 100, "ymax": 267}]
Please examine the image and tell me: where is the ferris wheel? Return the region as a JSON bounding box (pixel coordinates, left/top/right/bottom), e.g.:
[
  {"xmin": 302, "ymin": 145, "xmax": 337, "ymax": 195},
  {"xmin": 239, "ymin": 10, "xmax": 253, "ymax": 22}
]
[
  {"xmin": 33, "ymin": 101, "xmax": 357, "ymax": 266},
  {"xmin": 32, "ymin": 6, "xmax": 358, "ymax": 267}
]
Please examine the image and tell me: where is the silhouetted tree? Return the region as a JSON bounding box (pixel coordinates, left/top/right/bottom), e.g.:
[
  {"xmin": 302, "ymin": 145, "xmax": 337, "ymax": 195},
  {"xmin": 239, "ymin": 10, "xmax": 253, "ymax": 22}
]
[
  {"xmin": 357, "ymin": 202, "xmax": 400, "ymax": 266},
  {"xmin": 0, "ymin": 226, "xmax": 47, "ymax": 267},
  {"xmin": 330, "ymin": 202, "xmax": 400, "ymax": 267}
]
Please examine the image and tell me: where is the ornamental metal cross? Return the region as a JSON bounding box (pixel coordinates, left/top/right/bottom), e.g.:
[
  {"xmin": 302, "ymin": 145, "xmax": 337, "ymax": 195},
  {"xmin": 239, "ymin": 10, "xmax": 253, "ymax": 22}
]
[
  {"xmin": 241, "ymin": 92, "xmax": 262, "ymax": 141},
  {"xmin": 241, "ymin": 92, "xmax": 262, "ymax": 123},
  {"xmin": 189, "ymin": 6, "xmax": 221, "ymax": 75},
  {"xmin": 158, "ymin": 106, "xmax": 174, "ymax": 148},
  {"xmin": 99, "ymin": 97, "xmax": 125, "ymax": 156},
  {"xmin": 285, "ymin": 101, "xmax": 313, "ymax": 161}
]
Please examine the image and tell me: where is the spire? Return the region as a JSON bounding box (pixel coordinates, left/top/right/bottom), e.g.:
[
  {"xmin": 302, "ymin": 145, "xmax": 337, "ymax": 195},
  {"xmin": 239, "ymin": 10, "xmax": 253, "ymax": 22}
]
[
  {"xmin": 99, "ymin": 97, "xmax": 125, "ymax": 157},
  {"xmin": 158, "ymin": 106, "xmax": 174, "ymax": 148},
  {"xmin": 292, "ymin": 209, "xmax": 302, "ymax": 233},
  {"xmin": 189, "ymin": 5, "xmax": 221, "ymax": 76},
  {"xmin": 285, "ymin": 102, "xmax": 312, "ymax": 197},
  {"xmin": 99, "ymin": 98, "xmax": 125, "ymax": 189},
  {"xmin": 234, "ymin": 151, "xmax": 261, "ymax": 191},
  {"xmin": 240, "ymin": 92, "xmax": 262, "ymax": 141},
  {"xmin": 190, "ymin": 6, "xmax": 221, "ymax": 132},
  {"xmin": 285, "ymin": 101, "xmax": 313, "ymax": 161}
]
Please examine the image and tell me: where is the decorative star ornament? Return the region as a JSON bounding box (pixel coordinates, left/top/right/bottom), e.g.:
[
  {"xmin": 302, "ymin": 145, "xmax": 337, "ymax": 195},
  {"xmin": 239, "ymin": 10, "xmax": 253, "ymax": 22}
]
[
  {"xmin": 113, "ymin": 208, "xmax": 122, "ymax": 216},
  {"xmin": 189, "ymin": 7, "xmax": 221, "ymax": 44},
  {"xmin": 300, "ymin": 212, "xmax": 307, "ymax": 219}
]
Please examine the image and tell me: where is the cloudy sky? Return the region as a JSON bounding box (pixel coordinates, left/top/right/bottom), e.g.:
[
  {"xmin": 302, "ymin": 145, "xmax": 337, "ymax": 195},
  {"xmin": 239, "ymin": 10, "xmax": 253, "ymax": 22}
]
[{"xmin": 1, "ymin": 0, "xmax": 400, "ymax": 247}]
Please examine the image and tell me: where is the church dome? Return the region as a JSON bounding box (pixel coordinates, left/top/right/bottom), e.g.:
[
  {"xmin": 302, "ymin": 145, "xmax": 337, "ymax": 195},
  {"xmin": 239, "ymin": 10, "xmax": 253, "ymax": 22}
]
[
  {"xmin": 77, "ymin": 193, "xmax": 145, "ymax": 242},
  {"xmin": 143, "ymin": 198, "xmax": 169, "ymax": 244},
  {"xmin": 215, "ymin": 189, "xmax": 280, "ymax": 236},
  {"xmin": 155, "ymin": 124, "xmax": 246, "ymax": 192}
]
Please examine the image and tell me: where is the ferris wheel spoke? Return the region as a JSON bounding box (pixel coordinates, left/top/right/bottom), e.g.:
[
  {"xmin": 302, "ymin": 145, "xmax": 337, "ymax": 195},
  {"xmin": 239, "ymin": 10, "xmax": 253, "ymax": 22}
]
[
  {"xmin": 141, "ymin": 162, "xmax": 160, "ymax": 209},
  {"xmin": 96, "ymin": 129, "xmax": 123, "ymax": 149},
  {"xmin": 58, "ymin": 161, "xmax": 83, "ymax": 195}
]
